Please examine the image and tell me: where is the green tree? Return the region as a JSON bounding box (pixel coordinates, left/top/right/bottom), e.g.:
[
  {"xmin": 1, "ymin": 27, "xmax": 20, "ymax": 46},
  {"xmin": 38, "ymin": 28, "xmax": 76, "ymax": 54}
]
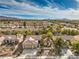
[
  {"xmin": 37, "ymin": 30, "xmax": 54, "ymax": 56},
  {"xmin": 53, "ymin": 37, "xmax": 66, "ymax": 55}
]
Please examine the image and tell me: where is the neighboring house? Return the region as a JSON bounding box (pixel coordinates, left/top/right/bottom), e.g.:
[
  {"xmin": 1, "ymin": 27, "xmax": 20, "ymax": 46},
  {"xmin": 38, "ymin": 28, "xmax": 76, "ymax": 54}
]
[
  {"xmin": 74, "ymin": 35, "xmax": 79, "ymax": 41},
  {"xmin": 0, "ymin": 35, "xmax": 18, "ymax": 45},
  {"xmin": 23, "ymin": 35, "xmax": 41, "ymax": 49},
  {"xmin": 0, "ymin": 35, "xmax": 41, "ymax": 48},
  {"xmin": 62, "ymin": 35, "xmax": 74, "ymax": 41}
]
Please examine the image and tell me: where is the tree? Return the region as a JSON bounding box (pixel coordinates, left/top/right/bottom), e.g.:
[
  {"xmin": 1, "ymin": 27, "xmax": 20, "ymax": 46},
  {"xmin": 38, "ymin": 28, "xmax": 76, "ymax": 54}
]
[
  {"xmin": 53, "ymin": 37, "xmax": 66, "ymax": 56},
  {"xmin": 37, "ymin": 29, "xmax": 54, "ymax": 56},
  {"xmin": 37, "ymin": 25, "xmax": 67, "ymax": 56},
  {"xmin": 23, "ymin": 21, "xmax": 26, "ymax": 28}
]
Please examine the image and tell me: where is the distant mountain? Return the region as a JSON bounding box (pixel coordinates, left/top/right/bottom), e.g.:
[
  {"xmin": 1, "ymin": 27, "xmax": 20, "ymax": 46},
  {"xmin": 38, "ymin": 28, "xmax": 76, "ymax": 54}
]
[
  {"xmin": 0, "ymin": 16, "xmax": 20, "ymax": 20},
  {"xmin": 0, "ymin": 16, "xmax": 78, "ymax": 21}
]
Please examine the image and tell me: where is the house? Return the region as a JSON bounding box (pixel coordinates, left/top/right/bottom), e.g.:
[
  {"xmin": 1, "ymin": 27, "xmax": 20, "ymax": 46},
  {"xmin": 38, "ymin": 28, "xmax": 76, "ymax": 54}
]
[
  {"xmin": 0, "ymin": 36, "xmax": 5, "ymax": 45},
  {"xmin": 23, "ymin": 35, "xmax": 41, "ymax": 49},
  {"xmin": 0, "ymin": 35, "xmax": 19, "ymax": 45}
]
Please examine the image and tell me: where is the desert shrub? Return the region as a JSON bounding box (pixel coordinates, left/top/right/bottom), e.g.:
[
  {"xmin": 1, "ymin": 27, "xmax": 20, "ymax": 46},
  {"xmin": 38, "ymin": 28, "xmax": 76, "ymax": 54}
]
[
  {"xmin": 61, "ymin": 28, "xmax": 79, "ymax": 35},
  {"xmin": 71, "ymin": 42, "xmax": 79, "ymax": 55}
]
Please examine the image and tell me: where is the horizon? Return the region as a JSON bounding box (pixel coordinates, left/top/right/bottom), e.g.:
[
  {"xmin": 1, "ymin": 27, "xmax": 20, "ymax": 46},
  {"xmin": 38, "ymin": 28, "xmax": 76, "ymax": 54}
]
[{"xmin": 0, "ymin": 0, "xmax": 79, "ymax": 20}]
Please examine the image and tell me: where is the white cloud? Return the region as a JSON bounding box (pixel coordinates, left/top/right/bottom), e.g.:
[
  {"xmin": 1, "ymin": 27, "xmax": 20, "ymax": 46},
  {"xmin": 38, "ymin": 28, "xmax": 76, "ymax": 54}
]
[
  {"xmin": 76, "ymin": 0, "xmax": 79, "ymax": 2},
  {"xmin": 0, "ymin": 0, "xmax": 79, "ymax": 19}
]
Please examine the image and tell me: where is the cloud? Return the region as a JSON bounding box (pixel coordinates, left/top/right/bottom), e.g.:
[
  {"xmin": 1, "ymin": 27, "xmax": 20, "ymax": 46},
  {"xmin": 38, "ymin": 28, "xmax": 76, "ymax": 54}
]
[{"xmin": 0, "ymin": 0, "xmax": 79, "ymax": 19}]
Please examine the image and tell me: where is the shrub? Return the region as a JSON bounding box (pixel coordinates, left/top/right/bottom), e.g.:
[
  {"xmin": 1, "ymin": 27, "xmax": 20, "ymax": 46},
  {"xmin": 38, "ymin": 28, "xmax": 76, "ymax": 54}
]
[
  {"xmin": 71, "ymin": 42, "xmax": 79, "ymax": 55},
  {"xmin": 61, "ymin": 28, "xmax": 79, "ymax": 35}
]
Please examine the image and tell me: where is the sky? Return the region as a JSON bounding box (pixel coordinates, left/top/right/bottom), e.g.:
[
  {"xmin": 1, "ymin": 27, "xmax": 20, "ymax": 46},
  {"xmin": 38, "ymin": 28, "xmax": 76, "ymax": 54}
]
[{"xmin": 0, "ymin": 0, "xmax": 79, "ymax": 19}]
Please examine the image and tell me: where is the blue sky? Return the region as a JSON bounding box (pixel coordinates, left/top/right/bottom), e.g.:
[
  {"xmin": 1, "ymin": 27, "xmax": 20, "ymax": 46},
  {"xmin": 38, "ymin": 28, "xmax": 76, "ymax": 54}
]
[{"xmin": 0, "ymin": 0, "xmax": 79, "ymax": 19}]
